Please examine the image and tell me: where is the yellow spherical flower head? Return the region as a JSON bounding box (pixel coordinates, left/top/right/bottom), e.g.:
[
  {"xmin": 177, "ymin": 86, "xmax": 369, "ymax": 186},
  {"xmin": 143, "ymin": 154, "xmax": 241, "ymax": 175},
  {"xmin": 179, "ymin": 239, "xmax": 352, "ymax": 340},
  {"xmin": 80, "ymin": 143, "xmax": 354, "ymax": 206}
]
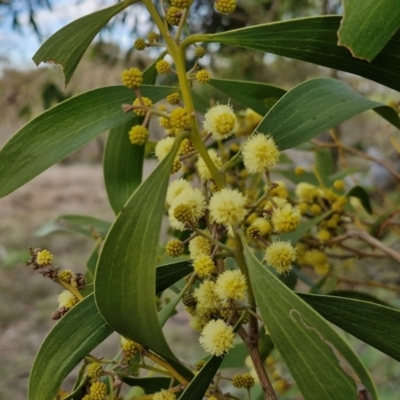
[
  {"xmin": 244, "ymin": 108, "xmax": 262, "ymax": 131},
  {"xmin": 87, "ymin": 362, "xmax": 103, "ymax": 379},
  {"xmin": 294, "ymin": 166, "xmax": 305, "ymax": 176},
  {"xmin": 310, "ymin": 203, "xmax": 322, "ymax": 215},
  {"xmin": 215, "ymin": 269, "xmax": 247, "ymax": 301},
  {"xmin": 203, "ymin": 104, "xmax": 238, "ymax": 140},
  {"xmin": 152, "ymin": 390, "xmax": 176, "ymax": 400},
  {"xmin": 168, "ymin": 187, "xmax": 207, "ymax": 230},
  {"xmin": 132, "ymin": 96, "xmax": 153, "ymax": 117},
  {"xmin": 155, "ymin": 137, "xmax": 175, "ymax": 161},
  {"xmin": 156, "ymin": 60, "xmax": 171, "ymax": 74},
  {"xmin": 169, "ymin": 107, "xmax": 191, "ymax": 131},
  {"xmin": 264, "ymin": 241, "xmax": 297, "ymax": 274},
  {"xmin": 166, "ymin": 239, "xmax": 184, "ymax": 258},
  {"xmin": 195, "ymin": 46, "xmax": 206, "ymax": 58},
  {"xmin": 242, "ymin": 134, "xmax": 280, "ymax": 174},
  {"xmin": 269, "ymin": 181, "xmax": 288, "ymax": 198},
  {"xmin": 128, "ymin": 125, "xmax": 149, "ymax": 145},
  {"xmin": 193, "ymin": 255, "xmax": 216, "ymax": 278},
  {"xmin": 252, "ymin": 217, "xmax": 272, "ymax": 236},
  {"xmin": 196, "ymin": 149, "xmax": 223, "ymax": 181},
  {"xmin": 247, "ymin": 224, "xmax": 261, "ymax": 240},
  {"xmin": 302, "ymin": 249, "xmax": 329, "ymax": 275},
  {"xmin": 189, "ymin": 234, "xmax": 212, "ymax": 259},
  {"xmin": 295, "ymin": 182, "xmax": 319, "ymax": 202},
  {"xmin": 317, "ymin": 229, "xmax": 331, "ymax": 242},
  {"xmin": 232, "ymin": 373, "xmax": 256, "ymax": 389},
  {"xmin": 331, "ymin": 195, "xmax": 347, "ymax": 211},
  {"xmin": 120, "ymin": 336, "xmax": 137, "ymax": 363},
  {"xmin": 58, "ymin": 269, "xmax": 73, "ymax": 283},
  {"xmin": 159, "ymin": 116, "xmax": 172, "ymax": 130},
  {"xmin": 147, "ymin": 31, "xmax": 159, "ymax": 43},
  {"xmin": 121, "ymin": 67, "xmax": 143, "ymax": 89},
  {"xmin": 196, "ymin": 69, "xmax": 211, "ymax": 84},
  {"xmin": 89, "ymin": 382, "xmax": 107, "ymax": 399},
  {"xmin": 190, "ymin": 314, "xmax": 209, "ymax": 332},
  {"xmin": 194, "ymin": 280, "xmax": 221, "ymax": 315},
  {"xmin": 271, "ymin": 204, "xmax": 301, "ymax": 233},
  {"xmin": 36, "ymin": 249, "xmax": 53, "ymax": 266},
  {"xmin": 58, "ymin": 290, "xmax": 78, "ymax": 309},
  {"xmin": 333, "ymin": 179, "xmax": 344, "ymax": 190},
  {"xmin": 134, "ymin": 37, "xmax": 146, "ymax": 50},
  {"xmin": 199, "ymin": 319, "xmax": 235, "ymax": 356},
  {"xmin": 215, "ymin": 0, "xmax": 236, "ymax": 14},
  {"xmin": 209, "ymin": 188, "xmax": 247, "ymax": 226},
  {"xmin": 178, "ymin": 139, "xmax": 195, "ymax": 157},
  {"xmin": 166, "ymin": 92, "xmax": 180, "ymax": 105},
  {"xmin": 166, "ymin": 6, "xmax": 182, "ymax": 26},
  {"xmin": 166, "ymin": 178, "xmax": 192, "ymax": 206}
]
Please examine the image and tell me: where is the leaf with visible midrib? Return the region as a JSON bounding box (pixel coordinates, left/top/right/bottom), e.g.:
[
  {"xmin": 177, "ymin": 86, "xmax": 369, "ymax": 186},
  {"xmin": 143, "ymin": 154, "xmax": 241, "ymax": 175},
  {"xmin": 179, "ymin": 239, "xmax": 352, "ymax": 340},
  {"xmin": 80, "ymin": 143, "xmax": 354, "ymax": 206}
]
[
  {"xmin": 257, "ymin": 78, "xmax": 400, "ymax": 151},
  {"xmin": 0, "ymin": 85, "xmax": 175, "ymax": 199},
  {"xmin": 243, "ymin": 240, "xmax": 378, "ymax": 400},
  {"xmin": 300, "ymin": 293, "xmax": 400, "ymax": 362},
  {"xmin": 338, "ymin": 0, "xmax": 400, "ymax": 61},
  {"xmin": 28, "ymin": 294, "xmax": 113, "ymax": 400},
  {"xmin": 103, "ymin": 63, "xmax": 158, "ymax": 214},
  {"xmin": 198, "ymin": 16, "xmax": 400, "ymax": 92},
  {"xmin": 28, "ymin": 260, "xmax": 193, "ymax": 400},
  {"xmin": 32, "ymin": 2, "xmax": 129, "ymax": 86},
  {"xmin": 95, "ymin": 140, "xmax": 192, "ymax": 379},
  {"xmin": 208, "ymin": 78, "xmax": 286, "ymax": 114},
  {"xmin": 35, "ymin": 214, "xmax": 111, "ymax": 238},
  {"xmin": 180, "ymin": 356, "xmax": 223, "ymax": 400}
]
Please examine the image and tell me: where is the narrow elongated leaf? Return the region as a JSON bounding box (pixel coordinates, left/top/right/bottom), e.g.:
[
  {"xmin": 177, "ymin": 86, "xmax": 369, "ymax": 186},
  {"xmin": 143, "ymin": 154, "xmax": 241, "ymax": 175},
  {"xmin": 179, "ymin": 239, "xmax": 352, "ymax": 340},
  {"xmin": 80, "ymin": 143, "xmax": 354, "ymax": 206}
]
[
  {"xmin": 338, "ymin": 1, "xmax": 400, "ymax": 61},
  {"xmin": 35, "ymin": 214, "xmax": 111, "ymax": 238},
  {"xmin": 276, "ymin": 169, "xmax": 319, "ymax": 185},
  {"xmin": 279, "ymin": 212, "xmax": 331, "ymax": 244},
  {"xmin": 104, "ymin": 119, "xmax": 144, "ymax": 214},
  {"xmin": 28, "ymin": 294, "xmax": 113, "ymax": 400},
  {"xmin": 158, "ymin": 294, "xmax": 180, "ymax": 327},
  {"xmin": 180, "ymin": 356, "xmax": 223, "ymax": 400},
  {"xmin": 346, "ymin": 185, "xmax": 373, "ymax": 214},
  {"xmin": 315, "ymin": 148, "xmax": 333, "ymax": 186},
  {"xmin": 29, "ymin": 260, "xmax": 190, "ymax": 400},
  {"xmin": 300, "ymin": 293, "xmax": 400, "ymax": 361},
  {"xmin": 243, "ymin": 241, "xmax": 377, "ymax": 400},
  {"xmin": 0, "ymin": 85, "xmax": 175, "ymax": 198},
  {"xmin": 326, "ymin": 290, "xmax": 389, "ymax": 307},
  {"xmin": 220, "ymin": 343, "xmax": 248, "ymax": 368},
  {"xmin": 208, "ymin": 78, "xmax": 286, "ymax": 114},
  {"xmin": 257, "ymin": 78, "xmax": 400, "ymax": 151},
  {"xmin": 196, "ymin": 16, "xmax": 400, "ymax": 92},
  {"xmin": 32, "ymin": 1, "xmax": 132, "ymax": 85},
  {"xmin": 155, "ymin": 261, "xmax": 192, "ymax": 294},
  {"xmin": 122, "ymin": 377, "xmax": 171, "ymax": 393},
  {"xmin": 103, "ymin": 63, "xmax": 157, "ymax": 214},
  {"xmin": 95, "ymin": 141, "xmax": 191, "ymax": 379}
]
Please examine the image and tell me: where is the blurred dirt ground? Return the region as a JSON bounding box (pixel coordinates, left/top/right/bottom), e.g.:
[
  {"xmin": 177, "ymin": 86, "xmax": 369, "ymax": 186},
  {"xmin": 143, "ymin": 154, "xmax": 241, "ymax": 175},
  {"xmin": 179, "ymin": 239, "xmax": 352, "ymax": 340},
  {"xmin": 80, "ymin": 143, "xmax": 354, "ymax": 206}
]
[{"xmin": 0, "ymin": 164, "xmax": 114, "ymax": 399}]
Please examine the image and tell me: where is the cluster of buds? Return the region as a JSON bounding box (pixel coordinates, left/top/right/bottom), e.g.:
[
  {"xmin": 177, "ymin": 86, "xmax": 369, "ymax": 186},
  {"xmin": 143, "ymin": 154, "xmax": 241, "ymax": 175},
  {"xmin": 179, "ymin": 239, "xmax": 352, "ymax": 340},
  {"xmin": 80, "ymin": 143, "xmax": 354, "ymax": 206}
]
[
  {"xmin": 27, "ymin": 247, "xmax": 58, "ymax": 279},
  {"xmin": 27, "ymin": 248, "xmax": 85, "ymax": 319}
]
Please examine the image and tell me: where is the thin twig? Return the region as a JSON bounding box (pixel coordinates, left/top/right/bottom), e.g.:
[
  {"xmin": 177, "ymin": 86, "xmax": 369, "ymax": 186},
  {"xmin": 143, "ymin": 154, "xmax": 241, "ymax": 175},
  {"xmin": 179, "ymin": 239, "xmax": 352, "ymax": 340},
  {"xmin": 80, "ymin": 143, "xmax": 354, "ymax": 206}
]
[
  {"xmin": 312, "ymin": 139, "xmax": 400, "ymax": 181},
  {"xmin": 238, "ymin": 327, "xmax": 277, "ymax": 400},
  {"xmin": 337, "ymin": 277, "xmax": 400, "ymax": 295},
  {"xmin": 346, "ymin": 230, "xmax": 400, "ymax": 263}
]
